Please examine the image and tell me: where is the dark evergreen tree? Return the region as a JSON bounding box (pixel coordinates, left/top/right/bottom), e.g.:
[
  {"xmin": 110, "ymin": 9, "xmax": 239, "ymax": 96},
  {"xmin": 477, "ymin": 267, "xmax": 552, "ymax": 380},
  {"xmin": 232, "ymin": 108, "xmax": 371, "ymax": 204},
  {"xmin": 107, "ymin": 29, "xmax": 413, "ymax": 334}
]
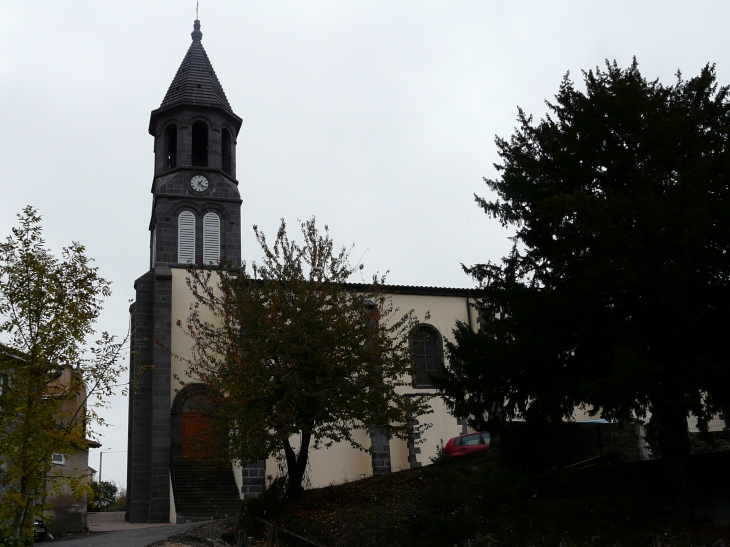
[{"xmin": 436, "ymin": 60, "xmax": 730, "ymax": 492}]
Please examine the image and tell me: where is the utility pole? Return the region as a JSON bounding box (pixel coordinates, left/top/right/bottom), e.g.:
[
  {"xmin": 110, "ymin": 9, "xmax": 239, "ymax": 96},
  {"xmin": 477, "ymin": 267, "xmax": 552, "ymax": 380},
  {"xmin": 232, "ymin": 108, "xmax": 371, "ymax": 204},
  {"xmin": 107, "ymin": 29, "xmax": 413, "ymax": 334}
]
[
  {"xmin": 99, "ymin": 448, "xmax": 111, "ymax": 483},
  {"xmin": 97, "ymin": 449, "xmax": 127, "ymax": 483}
]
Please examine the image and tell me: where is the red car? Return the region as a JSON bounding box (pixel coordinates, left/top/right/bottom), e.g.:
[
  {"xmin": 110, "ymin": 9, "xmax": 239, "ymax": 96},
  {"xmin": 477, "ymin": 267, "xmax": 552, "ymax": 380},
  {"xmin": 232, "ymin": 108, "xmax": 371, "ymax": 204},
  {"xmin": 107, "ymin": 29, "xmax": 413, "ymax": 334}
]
[{"xmin": 443, "ymin": 432, "xmax": 490, "ymax": 458}]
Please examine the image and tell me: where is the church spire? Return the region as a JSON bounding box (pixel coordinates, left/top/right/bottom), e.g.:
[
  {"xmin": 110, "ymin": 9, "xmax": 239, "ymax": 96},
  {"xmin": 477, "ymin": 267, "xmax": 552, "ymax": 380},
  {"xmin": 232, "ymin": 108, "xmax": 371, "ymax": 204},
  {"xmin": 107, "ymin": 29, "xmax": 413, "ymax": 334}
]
[{"xmin": 150, "ymin": 19, "xmax": 240, "ymax": 133}]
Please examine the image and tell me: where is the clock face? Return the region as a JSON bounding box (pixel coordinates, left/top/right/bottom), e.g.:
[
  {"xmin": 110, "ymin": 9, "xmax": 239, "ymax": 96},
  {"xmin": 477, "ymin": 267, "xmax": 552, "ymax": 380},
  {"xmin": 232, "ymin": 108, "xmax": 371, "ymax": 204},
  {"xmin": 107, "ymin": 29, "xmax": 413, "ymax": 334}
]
[{"xmin": 190, "ymin": 175, "xmax": 209, "ymax": 192}]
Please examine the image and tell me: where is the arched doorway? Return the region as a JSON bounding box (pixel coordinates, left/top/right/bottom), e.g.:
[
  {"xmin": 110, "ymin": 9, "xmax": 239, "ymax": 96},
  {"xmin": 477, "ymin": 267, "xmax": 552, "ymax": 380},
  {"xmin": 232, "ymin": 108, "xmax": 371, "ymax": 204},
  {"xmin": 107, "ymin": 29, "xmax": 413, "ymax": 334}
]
[
  {"xmin": 170, "ymin": 384, "xmax": 240, "ymax": 519},
  {"xmin": 171, "ymin": 384, "xmax": 220, "ymax": 461},
  {"xmin": 181, "ymin": 394, "xmax": 217, "ymax": 459}
]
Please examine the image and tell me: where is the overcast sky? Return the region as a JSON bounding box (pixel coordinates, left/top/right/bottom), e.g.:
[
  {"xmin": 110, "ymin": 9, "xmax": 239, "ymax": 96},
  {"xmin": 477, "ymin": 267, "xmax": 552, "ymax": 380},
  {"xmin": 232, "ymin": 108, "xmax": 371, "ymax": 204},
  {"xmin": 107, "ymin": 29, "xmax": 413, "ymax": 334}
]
[{"xmin": 2, "ymin": 1, "xmax": 730, "ymax": 489}]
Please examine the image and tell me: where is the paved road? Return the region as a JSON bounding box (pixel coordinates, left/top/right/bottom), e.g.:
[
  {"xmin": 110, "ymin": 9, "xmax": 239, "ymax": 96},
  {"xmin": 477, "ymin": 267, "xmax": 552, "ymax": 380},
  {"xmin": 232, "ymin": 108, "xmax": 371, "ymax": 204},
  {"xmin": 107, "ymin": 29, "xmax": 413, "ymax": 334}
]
[{"xmin": 49, "ymin": 522, "xmax": 204, "ymax": 547}]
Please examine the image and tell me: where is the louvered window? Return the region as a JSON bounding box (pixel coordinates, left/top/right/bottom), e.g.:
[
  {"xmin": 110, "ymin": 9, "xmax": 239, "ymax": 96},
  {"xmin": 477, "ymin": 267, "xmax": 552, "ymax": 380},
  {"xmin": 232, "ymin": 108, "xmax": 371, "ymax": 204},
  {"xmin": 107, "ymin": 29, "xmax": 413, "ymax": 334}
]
[
  {"xmin": 178, "ymin": 211, "xmax": 196, "ymax": 263},
  {"xmin": 203, "ymin": 212, "xmax": 220, "ymax": 265}
]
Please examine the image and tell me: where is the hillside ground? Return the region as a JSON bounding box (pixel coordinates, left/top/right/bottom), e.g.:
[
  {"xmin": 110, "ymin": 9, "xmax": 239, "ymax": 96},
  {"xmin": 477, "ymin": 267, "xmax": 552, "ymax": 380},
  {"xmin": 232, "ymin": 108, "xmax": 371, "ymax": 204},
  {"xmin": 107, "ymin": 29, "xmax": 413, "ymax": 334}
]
[{"xmin": 239, "ymin": 449, "xmax": 730, "ymax": 547}]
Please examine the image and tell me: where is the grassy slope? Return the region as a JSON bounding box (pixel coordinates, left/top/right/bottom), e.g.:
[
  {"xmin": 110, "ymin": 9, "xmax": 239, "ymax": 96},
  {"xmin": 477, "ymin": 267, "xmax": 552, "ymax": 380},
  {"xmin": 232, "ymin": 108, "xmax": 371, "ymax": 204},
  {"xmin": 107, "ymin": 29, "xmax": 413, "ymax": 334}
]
[{"xmin": 246, "ymin": 451, "xmax": 730, "ymax": 547}]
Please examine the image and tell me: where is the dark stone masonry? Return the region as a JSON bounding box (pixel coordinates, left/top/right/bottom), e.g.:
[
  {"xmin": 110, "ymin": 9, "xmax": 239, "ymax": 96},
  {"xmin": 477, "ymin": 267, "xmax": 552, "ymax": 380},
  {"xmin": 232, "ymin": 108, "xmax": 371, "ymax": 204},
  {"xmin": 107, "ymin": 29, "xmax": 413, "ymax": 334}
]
[
  {"xmin": 127, "ymin": 20, "xmax": 244, "ymax": 523},
  {"xmin": 240, "ymin": 462, "xmax": 267, "ymax": 499},
  {"xmin": 369, "ymin": 428, "xmax": 392, "ymax": 475}
]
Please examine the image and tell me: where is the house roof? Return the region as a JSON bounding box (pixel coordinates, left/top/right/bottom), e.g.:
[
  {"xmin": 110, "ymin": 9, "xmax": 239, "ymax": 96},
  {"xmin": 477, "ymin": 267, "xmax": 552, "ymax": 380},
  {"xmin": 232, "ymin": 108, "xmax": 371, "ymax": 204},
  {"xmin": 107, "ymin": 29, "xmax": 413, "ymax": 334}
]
[
  {"xmin": 167, "ymin": 266, "xmax": 475, "ymax": 297},
  {"xmin": 168, "ymin": 265, "xmax": 476, "ymax": 297},
  {"xmin": 0, "ymin": 343, "xmax": 25, "ymax": 362}
]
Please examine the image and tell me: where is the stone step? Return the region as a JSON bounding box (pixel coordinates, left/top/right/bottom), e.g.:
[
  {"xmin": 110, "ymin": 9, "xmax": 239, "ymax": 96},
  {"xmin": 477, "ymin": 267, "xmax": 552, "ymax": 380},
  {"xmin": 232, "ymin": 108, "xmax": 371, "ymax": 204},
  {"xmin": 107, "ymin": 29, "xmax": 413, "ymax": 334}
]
[{"xmin": 171, "ymin": 461, "xmax": 241, "ymax": 519}]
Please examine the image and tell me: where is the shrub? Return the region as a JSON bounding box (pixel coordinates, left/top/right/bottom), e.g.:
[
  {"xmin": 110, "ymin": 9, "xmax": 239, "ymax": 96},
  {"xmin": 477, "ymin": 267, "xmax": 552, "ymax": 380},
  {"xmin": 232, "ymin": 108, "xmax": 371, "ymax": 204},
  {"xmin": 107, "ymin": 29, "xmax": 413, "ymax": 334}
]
[{"xmin": 0, "ymin": 528, "xmax": 32, "ymax": 547}]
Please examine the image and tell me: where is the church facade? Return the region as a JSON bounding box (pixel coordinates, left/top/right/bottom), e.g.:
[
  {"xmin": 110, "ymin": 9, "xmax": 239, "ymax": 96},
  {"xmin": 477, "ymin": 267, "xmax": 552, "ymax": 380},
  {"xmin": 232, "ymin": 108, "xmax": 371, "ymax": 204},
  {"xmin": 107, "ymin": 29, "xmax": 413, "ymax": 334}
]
[{"xmin": 127, "ymin": 20, "xmax": 476, "ymax": 524}]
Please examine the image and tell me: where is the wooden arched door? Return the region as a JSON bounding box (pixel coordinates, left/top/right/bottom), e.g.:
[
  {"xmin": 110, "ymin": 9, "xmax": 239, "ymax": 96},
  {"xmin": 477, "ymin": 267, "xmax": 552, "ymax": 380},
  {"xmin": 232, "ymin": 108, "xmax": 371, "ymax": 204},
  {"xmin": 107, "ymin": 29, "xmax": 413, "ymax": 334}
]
[{"xmin": 181, "ymin": 395, "xmax": 218, "ymax": 459}]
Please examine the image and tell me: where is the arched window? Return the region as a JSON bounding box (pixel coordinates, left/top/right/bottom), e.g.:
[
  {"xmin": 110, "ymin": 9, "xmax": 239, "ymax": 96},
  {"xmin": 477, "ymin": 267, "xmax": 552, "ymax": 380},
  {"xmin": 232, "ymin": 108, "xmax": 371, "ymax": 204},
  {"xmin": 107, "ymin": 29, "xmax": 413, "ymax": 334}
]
[
  {"xmin": 222, "ymin": 128, "xmax": 232, "ymax": 175},
  {"xmin": 164, "ymin": 124, "xmax": 177, "ymax": 169},
  {"xmin": 203, "ymin": 212, "xmax": 220, "ymax": 265},
  {"xmin": 182, "ymin": 392, "xmax": 210, "ymax": 412},
  {"xmin": 409, "ymin": 325, "xmax": 444, "ymax": 388},
  {"xmin": 192, "ymin": 121, "xmax": 208, "ymax": 167},
  {"xmin": 178, "ymin": 211, "xmax": 195, "ymax": 263}
]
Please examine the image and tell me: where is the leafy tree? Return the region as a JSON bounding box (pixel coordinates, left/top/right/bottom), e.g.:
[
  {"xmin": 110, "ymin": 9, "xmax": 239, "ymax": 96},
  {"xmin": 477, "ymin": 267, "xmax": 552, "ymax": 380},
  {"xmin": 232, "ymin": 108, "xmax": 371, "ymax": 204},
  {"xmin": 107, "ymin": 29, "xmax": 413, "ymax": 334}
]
[
  {"xmin": 180, "ymin": 218, "xmax": 431, "ymax": 498},
  {"xmin": 87, "ymin": 481, "xmax": 118, "ymax": 512},
  {"xmin": 436, "ymin": 61, "xmax": 730, "ymax": 492},
  {"xmin": 109, "ymin": 486, "xmax": 127, "ymax": 511},
  {"xmin": 0, "ymin": 207, "xmax": 128, "ymax": 538}
]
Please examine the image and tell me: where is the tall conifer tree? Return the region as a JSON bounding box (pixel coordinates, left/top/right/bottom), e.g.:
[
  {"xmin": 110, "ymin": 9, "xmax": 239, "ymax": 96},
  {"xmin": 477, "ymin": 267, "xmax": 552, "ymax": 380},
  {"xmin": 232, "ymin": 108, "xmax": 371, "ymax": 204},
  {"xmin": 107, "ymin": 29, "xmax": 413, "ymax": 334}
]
[{"xmin": 437, "ymin": 61, "xmax": 730, "ymax": 493}]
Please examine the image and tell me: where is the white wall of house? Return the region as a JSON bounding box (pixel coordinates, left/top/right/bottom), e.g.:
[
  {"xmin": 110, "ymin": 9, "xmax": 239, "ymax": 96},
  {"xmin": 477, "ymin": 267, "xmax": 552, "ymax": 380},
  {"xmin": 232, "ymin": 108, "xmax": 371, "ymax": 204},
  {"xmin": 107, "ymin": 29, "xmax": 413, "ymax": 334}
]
[{"xmin": 45, "ymin": 449, "xmax": 90, "ymax": 535}]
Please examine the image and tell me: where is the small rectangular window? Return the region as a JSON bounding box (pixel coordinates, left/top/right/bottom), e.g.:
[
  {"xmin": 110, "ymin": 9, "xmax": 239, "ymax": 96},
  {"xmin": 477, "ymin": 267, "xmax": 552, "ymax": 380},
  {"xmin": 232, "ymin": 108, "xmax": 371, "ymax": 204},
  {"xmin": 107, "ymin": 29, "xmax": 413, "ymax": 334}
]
[
  {"xmin": 151, "ymin": 227, "xmax": 157, "ymax": 269},
  {"xmin": 164, "ymin": 124, "xmax": 177, "ymax": 169},
  {"xmin": 51, "ymin": 453, "xmax": 66, "ymax": 466},
  {"xmin": 222, "ymin": 129, "xmax": 232, "ymax": 174}
]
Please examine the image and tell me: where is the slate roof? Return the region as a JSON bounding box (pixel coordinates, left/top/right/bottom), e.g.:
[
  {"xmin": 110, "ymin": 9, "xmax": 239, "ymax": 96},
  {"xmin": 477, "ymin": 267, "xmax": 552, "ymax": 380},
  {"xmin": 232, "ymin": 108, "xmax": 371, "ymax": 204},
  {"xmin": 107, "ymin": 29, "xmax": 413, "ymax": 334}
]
[
  {"xmin": 344, "ymin": 282, "xmax": 474, "ymax": 298},
  {"xmin": 166, "ymin": 265, "xmax": 475, "ymax": 297},
  {"xmin": 157, "ymin": 20, "xmax": 235, "ymax": 117}
]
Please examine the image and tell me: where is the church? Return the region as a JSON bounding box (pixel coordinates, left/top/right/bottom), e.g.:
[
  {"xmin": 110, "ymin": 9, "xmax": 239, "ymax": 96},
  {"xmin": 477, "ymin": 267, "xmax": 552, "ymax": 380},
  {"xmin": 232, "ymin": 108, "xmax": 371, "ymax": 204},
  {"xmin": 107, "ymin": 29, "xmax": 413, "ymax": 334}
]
[{"xmin": 126, "ymin": 20, "xmax": 477, "ymax": 524}]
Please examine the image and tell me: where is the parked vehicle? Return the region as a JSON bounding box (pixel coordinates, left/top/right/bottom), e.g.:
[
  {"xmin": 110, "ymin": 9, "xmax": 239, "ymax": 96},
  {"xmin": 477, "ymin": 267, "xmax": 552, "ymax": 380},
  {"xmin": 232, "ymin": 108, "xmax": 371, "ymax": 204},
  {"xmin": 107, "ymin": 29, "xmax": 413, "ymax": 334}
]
[
  {"xmin": 443, "ymin": 432, "xmax": 490, "ymax": 458},
  {"xmin": 34, "ymin": 518, "xmax": 47, "ymax": 542}
]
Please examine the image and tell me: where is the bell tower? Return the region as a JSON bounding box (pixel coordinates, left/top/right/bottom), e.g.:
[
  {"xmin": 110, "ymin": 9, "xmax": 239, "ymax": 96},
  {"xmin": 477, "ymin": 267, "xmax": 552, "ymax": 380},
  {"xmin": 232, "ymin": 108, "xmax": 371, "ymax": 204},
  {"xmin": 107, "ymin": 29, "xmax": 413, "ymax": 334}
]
[
  {"xmin": 127, "ymin": 20, "xmax": 243, "ymax": 523},
  {"xmin": 148, "ymin": 19, "xmax": 243, "ymax": 269}
]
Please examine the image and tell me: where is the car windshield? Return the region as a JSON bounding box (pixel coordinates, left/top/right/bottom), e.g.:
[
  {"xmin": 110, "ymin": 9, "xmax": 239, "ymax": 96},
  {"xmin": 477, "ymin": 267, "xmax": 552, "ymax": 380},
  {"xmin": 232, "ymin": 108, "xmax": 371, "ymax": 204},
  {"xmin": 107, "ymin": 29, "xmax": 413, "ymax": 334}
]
[{"xmin": 481, "ymin": 433, "xmax": 490, "ymax": 443}]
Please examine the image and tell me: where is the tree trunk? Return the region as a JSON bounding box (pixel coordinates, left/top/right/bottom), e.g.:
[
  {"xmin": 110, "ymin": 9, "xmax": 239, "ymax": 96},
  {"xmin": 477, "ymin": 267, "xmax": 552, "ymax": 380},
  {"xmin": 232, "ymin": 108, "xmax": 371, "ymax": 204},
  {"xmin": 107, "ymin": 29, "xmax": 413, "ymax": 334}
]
[
  {"xmin": 17, "ymin": 492, "xmax": 31, "ymax": 539},
  {"xmin": 12, "ymin": 478, "xmax": 30, "ymax": 538},
  {"xmin": 652, "ymin": 387, "xmax": 692, "ymax": 503},
  {"xmin": 282, "ymin": 431, "xmax": 312, "ymax": 499}
]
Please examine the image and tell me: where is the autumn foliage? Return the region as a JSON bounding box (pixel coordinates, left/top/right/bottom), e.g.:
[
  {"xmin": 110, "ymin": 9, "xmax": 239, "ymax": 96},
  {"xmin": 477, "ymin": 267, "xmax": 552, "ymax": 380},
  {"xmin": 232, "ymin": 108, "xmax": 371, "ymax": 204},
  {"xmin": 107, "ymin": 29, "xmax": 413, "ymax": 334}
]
[{"xmin": 179, "ymin": 218, "xmax": 431, "ymax": 497}]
